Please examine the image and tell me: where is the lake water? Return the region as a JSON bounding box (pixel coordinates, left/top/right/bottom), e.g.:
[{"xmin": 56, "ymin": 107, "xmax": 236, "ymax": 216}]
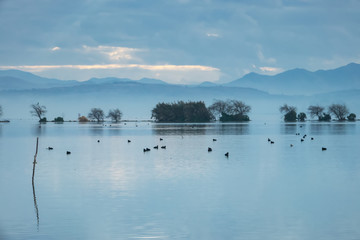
[{"xmin": 0, "ymin": 120, "xmax": 360, "ymax": 239}]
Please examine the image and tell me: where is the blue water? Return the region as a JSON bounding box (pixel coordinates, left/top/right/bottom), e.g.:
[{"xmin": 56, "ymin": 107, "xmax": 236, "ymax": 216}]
[{"xmin": 0, "ymin": 121, "xmax": 359, "ymax": 239}]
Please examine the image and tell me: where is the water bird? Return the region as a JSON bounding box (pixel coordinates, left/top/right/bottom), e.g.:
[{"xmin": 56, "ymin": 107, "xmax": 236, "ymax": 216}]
[
  {"xmin": 143, "ymin": 148, "xmax": 151, "ymax": 152},
  {"xmin": 208, "ymin": 147, "xmax": 212, "ymax": 152},
  {"xmin": 301, "ymin": 139, "xmax": 304, "ymax": 142},
  {"xmin": 290, "ymin": 144, "xmax": 293, "ymax": 147},
  {"xmin": 97, "ymin": 140, "xmax": 100, "ymax": 143},
  {"xmin": 311, "ymin": 137, "xmax": 314, "ymax": 140},
  {"xmin": 303, "ymin": 134, "xmax": 307, "ymax": 138},
  {"xmin": 225, "ymin": 152, "xmax": 229, "ymax": 157},
  {"xmin": 160, "ymin": 138, "xmax": 163, "ymax": 141},
  {"xmin": 47, "ymin": 147, "xmax": 53, "ymax": 150},
  {"xmin": 270, "ymin": 141, "xmax": 275, "ymax": 144},
  {"xmin": 322, "ymin": 147, "xmax": 327, "ymax": 151},
  {"xmin": 161, "ymin": 146, "xmax": 166, "ymax": 149},
  {"xmin": 213, "ymin": 139, "xmax": 217, "ymax": 141},
  {"xmin": 128, "ymin": 140, "xmax": 131, "ymax": 143},
  {"xmin": 268, "ymin": 138, "xmax": 271, "ymax": 142},
  {"xmin": 154, "ymin": 145, "xmax": 159, "ymax": 149},
  {"xmin": 66, "ymin": 151, "xmax": 71, "ymax": 155}
]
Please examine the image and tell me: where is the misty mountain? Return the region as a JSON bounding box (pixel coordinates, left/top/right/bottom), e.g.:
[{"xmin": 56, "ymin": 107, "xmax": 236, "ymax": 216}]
[
  {"xmin": 227, "ymin": 63, "xmax": 360, "ymax": 94},
  {"xmin": 85, "ymin": 77, "xmax": 168, "ymax": 85},
  {"xmin": 0, "ymin": 70, "xmax": 79, "ymax": 90},
  {"xmin": 0, "ymin": 70, "xmax": 168, "ymax": 90}
]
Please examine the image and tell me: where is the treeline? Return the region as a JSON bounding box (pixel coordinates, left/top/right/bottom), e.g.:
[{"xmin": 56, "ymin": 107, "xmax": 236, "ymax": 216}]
[
  {"xmin": 280, "ymin": 103, "xmax": 357, "ymax": 122},
  {"xmin": 151, "ymin": 99, "xmax": 251, "ymax": 123},
  {"xmin": 0, "ymin": 101, "xmax": 357, "ymax": 123}
]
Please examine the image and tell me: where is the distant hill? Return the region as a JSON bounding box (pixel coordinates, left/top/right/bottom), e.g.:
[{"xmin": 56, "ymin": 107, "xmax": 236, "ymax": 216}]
[
  {"xmin": 0, "ymin": 70, "xmax": 168, "ymax": 90},
  {"xmin": 226, "ymin": 63, "xmax": 360, "ymax": 94},
  {"xmin": 0, "ymin": 70, "xmax": 79, "ymax": 90}
]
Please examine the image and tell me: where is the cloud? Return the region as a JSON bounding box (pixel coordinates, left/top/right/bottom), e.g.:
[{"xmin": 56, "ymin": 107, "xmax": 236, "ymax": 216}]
[
  {"xmin": 206, "ymin": 33, "xmax": 220, "ymax": 37},
  {"xmin": 0, "ymin": 64, "xmax": 221, "ymax": 84},
  {"xmin": 82, "ymin": 45, "xmax": 143, "ymax": 62},
  {"xmin": 259, "ymin": 66, "xmax": 283, "ymax": 74},
  {"xmin": 0, "ymin": 64, "xmax": 218, "ymax": 72},
  {"xmin": 51, "ymin": 46, "xmax": 61, "ymax": 51}
]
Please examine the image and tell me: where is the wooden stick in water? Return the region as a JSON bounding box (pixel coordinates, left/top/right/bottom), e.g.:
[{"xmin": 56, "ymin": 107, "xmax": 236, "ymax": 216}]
[{"xmin": 32, "ymin": 137, "xmax": 39, "ymax": 184}]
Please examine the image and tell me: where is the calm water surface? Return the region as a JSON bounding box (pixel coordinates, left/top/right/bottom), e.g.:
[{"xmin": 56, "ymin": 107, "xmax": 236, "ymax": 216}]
[{"xmin": 0, "ymin": 121, "xmax": 359, "ymax": 239}]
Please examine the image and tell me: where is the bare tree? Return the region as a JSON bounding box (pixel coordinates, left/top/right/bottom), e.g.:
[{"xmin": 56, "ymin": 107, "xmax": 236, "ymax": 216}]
[
  {"xmin": 279, "ymin": 104, "xmax": 297, "ymax": 122},
  {"xmin": 208, "ymin": 99, "xmax": 228, "ymax": 119},
  {"xmin": 88, "ymin": 108, "xmax": 105, "ymax": 122},
  {"xmin": 227, "ymin": 100, "xmax": 251, "ymax": 116},
  {"xmin": 328, "ymin": 104, "xmax": 349, "ymax": 121},
  {"xmin": 307, "ymin": 105, "xmax": 325, "ymax": 119},
  {"xmin": 30, "ymin": 103, "xmax": 47, "ymax": 121},
  {"xmin": 107, "ymin": 108, "xmax": 123, "ymax": 122},
  {"xmin": 279, "ymin": 104, "xmax": 297, "ymax": 114}
]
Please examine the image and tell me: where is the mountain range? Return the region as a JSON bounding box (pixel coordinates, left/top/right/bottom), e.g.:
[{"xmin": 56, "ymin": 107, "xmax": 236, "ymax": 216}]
[{"xmin": 0, "ymin": 63, "xmax": 359, "ymax": 120}]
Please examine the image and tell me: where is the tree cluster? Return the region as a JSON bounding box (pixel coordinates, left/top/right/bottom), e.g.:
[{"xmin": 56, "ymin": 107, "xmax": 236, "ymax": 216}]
[
  {"xmin": 88, "ymin": 108, "xmax": 123, "ymax": 122},
  {"xmin": 151, "ymin": 101, "xmax": 212, "ymax": 123},
  {"xmin": 308, "ymin": 104, "xmax": 356, "ymax": 121},
  {"xmin": 208, "ymin": 99, "xmax": 251, "ymax": 122},
  {"xmin": 280, "ymin": 103, "xmax": 357, "ymax": 122}
]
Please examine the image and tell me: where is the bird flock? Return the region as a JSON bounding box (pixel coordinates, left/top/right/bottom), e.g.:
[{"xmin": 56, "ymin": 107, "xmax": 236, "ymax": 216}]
[{"xmin": 45, "ymin": 125, "xmax": 327, "ymax": 156}]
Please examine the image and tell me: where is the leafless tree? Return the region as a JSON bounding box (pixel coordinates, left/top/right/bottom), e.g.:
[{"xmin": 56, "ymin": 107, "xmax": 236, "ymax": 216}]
[
  {"xmin": 30, "ymin": 103, "xmax": 47, "ymax": 120},
  {"xmin": 227, "ymin": 100, "xmax": 251, "ymax": 116},
  {"xmin": 107, "ymin": 108, "xmax": 123, "ymax": 122},
  {"xmin": 307, "ymin": 105, "xmax": 325, "ymax": 119},
  {"xmin": 88, "ymin": 108, "xmax": 105, "ymax": 122},
  {"xmin": 279, "ymin": 104, "xmax": 297, "ymax": 114},
  {"xmin": 328, "ymin": 104, "xmax": 349, "ymax": 121},
  {"xmin": 208, "ymin": 99, "xmax": 228, "ymax": 119}
]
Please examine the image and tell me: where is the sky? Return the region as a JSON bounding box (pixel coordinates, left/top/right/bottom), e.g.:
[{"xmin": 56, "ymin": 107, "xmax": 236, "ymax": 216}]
[{"xmin": 0, "ymin": 0, "xmax": 359, "ymax": 84}]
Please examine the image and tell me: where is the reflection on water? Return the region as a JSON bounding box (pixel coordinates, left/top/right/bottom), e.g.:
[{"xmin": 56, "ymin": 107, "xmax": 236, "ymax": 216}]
[
  {"xmin": 32, "ymin": 123, "xmax": 46, "ymax": 136},
  {"xmin": 280, "ymin": 123, "xmax": 301, "ymax": 135},
  {"xmin": 309, "ymin": 122, "xmax": 357, "ymax": 135},
  {"xmin": 152, "ymin": 123, "xmax": 250, "ymax": 136}
]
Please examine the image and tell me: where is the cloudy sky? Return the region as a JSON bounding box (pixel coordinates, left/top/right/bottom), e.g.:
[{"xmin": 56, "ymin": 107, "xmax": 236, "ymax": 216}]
[{"xmin": 0, "ymin": 0, "xmax": 359, "ymax": 84}]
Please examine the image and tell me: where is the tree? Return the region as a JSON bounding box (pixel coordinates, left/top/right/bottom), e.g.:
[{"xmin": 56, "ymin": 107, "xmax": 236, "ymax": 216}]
[
  {"xmin": 284, "ymin": 110, "xmax": 297, "ymax": 122},
  {"xmin": 88, "ymin": 108, "xmax": 105, "ymax": 122},
  {"xmin": 107, "ymin": 108, "xmax": 122, "ymax": 122},
  {"xmin": 208, "ymin": 99, "xmax": 251, "ymax": 122},
  {"xmin": 151, "ymin": 101, "xmax": 211, "ymax": 123},
  {"xmin": 227, "ymin": 100, "xmax": 252, "ymax": 116},
  {"xmin": 279, "ymin": 104, "xmax": 297, "ymax": 122},
  {"xmin": 347, "ymin": 113, "xmax": 356, "ymax": 121},
  {"xmin": 78, "ymin": 116, "xmax": 89, "ymax": 122},
  {"xmin": 30, "ymin": 103, "xmax": 47, "ymax": 122},
  {"xmin": 279, "ymin": 104, "xmax": 297, "ymax": 114},
  {"xmin": 54, "ymin": 117, "xmax": 64, "ymax": 123},
  {"xmin": 308, "ymin": 105, "xmax": 325, "ymax": 120},
  {"xmin": 297, "ymin": 112, "xmax": 307, "ymax": 122},
  {"xmin": 319, "ymin": 113, "xmax": 331, "ymax": 121},
  {"xmin": 208, "ymin": 99, "xmax": 228, "ymax": 119},
  {"xmin": 328, "ymin": 104, "xmax": 349, "ymax": 121}
]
